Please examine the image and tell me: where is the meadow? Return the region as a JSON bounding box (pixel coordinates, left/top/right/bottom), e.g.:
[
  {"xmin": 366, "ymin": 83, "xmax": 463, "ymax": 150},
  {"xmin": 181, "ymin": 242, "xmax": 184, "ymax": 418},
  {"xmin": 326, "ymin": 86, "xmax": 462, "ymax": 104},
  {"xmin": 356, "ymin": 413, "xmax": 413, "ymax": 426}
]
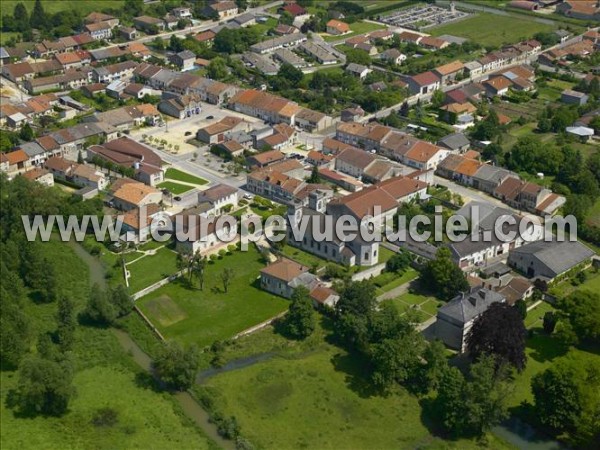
[
  {"xmin": 1, "ymin": 1, "xmax": 124, "ymax": 16},
  {"xmin": 430, "ymin": 13, "xmax": 555, "ymax": 47},
  {"xmin": 0, "ymin": 239, "xmax": 213, "ymax": 449},
  {"xmin": 196, "ymin": 319, "xmax": 513, "ymax": 450}
]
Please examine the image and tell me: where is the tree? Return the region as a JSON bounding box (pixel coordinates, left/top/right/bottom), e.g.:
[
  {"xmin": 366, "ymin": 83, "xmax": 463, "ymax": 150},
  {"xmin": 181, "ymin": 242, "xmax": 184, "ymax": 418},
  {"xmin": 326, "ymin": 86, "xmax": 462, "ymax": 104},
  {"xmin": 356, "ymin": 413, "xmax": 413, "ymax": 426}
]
[
  {"xmin": 334, "ymin": 280, "xmax": 377, "ymax": 350},
  {"xmin": 110, "ymin": 285, "xmax": 133, "ymax": 317},
  {"xmin": 20, "ymin": 123, "xmax": 34, "ymax": 141},
  {"xmin": 152, "ymin": 342, "xmax": 199, "ymax": 390},
  {"xmin": 431, "ymin": 89, "xmax": 445, "ymax": 108},
  {"xmin": 421, "ymin": 339, "xmax": 448, "ymax": 392},
  {"xmin": 169, "ymin": 34, "xmax": 184, "ymax": 53},
  {"xmin": 56, "ymin": 296, "xmax": 76, "ymax": 352},
  {"xmin": 531, "ymin": 357, "xmax": 600, "ymax": 447},
  {"xmin": 220, "ymin": 267, "xmax": 234, "ymax": 293},
  {"xmin": 13, "ymin": 2, "xmax": 30, "ymax": 32},
  {"xmin": 207, "ymin": 56, "xmax": 228, "ymax": 80},
  {"xmin": 123, "ymin": 0, "xmax": 144, "ymax": 17},
  {"xmin": 83, "ymin": 285, "xmax": 117, "ymax": 325},
  {"xmin": 152, "ymin": 36, "xmax": 165, "ymax": 51},
  {"xmin": 369, "ymin": 304, "xmax": 425, "ymax": 391},
  {"xmin": 433, "ymin": 355, "xmax": 512, "ymax": 437},
  {"xmin": 284, "ymin": 286, "xmax": 316, "ymax": 339},
  {"xmin": 385, "ymin": 251, "xmax": 412, "ymax": 273},
  {"xmin": 422, "ymin": 248, "xmax": 469, "ymax": 300},
  {"xmin": 556, "ymin": 290, "xmax": 600, "ymax": 344},
  {"xmin": 345, "ymin": 48, "xmax": 372, "ymax": 66},
  {"xmin": 277, "ymin": 62, "xmax": 304, "ymax": 88},
  {"xmin": 191, "ymin": 253, "xmax": 207, "ymax": 290},
  {"xmin": 514, "ymin": 299, "xmax": 527, "ymax": 320},
  {"xmin": 77, "ymin": 150, "xmax": 84, "ymax": 164},
  {"xmin": 15, "ymin": 356, "xmax": 75, "ymax": 416},
  {"xmin": 29, "ymin": 0, "xmax": 48, "ymax": 30},
  {"xmin": 542, "ymin": 311, "xmax": 557, "ymax": 334},
  {"xmin": 466, "ymin": 302, "xmax": 527, "ymax": 371},
  {"xmin": 399, "ymin": 101, "xmax": 409, "ymax": 117},
  {"xmin": 36, "ymin": 262, "xmax": 59, "ymax": 303},
  {"xmin": 0, "ymin": 274, "xmax": 31, "ymax": 369},
  {"xmin": 307, "ymin": 164, "xmax": 320, "ymax": 183}
]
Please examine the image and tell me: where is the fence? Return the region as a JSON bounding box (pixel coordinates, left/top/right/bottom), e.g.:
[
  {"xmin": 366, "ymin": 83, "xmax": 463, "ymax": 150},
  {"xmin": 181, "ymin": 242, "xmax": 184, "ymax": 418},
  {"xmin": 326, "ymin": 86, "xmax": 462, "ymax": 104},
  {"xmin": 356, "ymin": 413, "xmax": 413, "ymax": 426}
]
[
  {"xmin": 132, "ymin": 271, "xmax": 184, "ymax": 300},
  {"xmin": 352, "ymin": 263, "xmax": 386, "ymax": 281},
  {"xmin": 232, "ymin": 310, "xmax": 288, "ymax": 339},
  {"xmin": 134, "ymin": 305, "xmax": 166, "ymax": 342}
]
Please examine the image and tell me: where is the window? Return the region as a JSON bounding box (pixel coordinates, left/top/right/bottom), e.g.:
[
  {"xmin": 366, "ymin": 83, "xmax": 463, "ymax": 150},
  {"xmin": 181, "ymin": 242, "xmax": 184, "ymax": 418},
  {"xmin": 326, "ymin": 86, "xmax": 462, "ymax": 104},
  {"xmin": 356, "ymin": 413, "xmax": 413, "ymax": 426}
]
[{"xmin": 364, "ymin": 252, "xmax": 369, "ymax": 260}]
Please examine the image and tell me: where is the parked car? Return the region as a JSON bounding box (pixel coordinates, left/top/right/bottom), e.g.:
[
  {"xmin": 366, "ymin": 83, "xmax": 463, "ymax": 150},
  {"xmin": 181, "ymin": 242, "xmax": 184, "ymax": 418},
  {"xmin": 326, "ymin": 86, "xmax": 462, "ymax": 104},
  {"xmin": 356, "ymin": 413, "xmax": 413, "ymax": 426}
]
[
  {"xmin": 185, "ymin": 131, "xmax": 192, "ymax": 136},
  {"xmin": 173, "ymin": 196, "xmax": 182, "ymax": 201},
  {"xmin": 206, "ymin": 115, "xmax": 214, "ymax": 119}
]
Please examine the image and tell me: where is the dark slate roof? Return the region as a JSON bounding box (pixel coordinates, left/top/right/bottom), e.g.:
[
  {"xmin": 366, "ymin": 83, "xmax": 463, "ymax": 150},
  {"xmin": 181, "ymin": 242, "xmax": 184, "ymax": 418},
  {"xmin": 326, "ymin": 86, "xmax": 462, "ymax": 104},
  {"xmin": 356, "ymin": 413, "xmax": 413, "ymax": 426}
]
[
  {"xmin": 438, "ymin": 286, "xmax": 505, "ymax": 325},
  {"xmin": 447, "ymin": 202, "xmax": 521, "ymax": 258},
  {"xmin": 438, "ymin": 132, "xmax": 470, "ymax": 150},
  {"xmin": 509, "ymin": 239, "xmax": 595, "ymax": 277}
]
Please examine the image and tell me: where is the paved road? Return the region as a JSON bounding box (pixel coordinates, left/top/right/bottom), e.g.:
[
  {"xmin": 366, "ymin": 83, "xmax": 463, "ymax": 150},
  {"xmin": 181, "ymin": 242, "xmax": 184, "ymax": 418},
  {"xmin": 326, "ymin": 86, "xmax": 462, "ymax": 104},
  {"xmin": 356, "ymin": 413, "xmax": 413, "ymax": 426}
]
[{"xmin": 433, "ymin": 175, "xmax": 523, "ymax": 213}]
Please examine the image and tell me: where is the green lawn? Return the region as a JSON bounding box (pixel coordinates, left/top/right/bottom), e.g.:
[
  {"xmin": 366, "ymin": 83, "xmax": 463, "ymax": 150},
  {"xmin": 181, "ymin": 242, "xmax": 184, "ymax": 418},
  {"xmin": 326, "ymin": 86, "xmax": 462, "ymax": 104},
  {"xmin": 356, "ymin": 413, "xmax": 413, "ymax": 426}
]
[
  {"xmin": 280, "ymin": 244, "xmax": 330, "ymax": 270},
  {"xmin": 197, "ymin": 320, "xmax": 513, "ymax": 450},
  {"xmin": 323, "ymin": 20, "xmax": 386, "ymax": 42},
  {"xmin": 255, "ymin": 17, "xmax": 278, "ymax": 37},
  {"xmin": 137, "ymin": 246, "xmax": 289, "ymax": 348},
  {"xmin": 430, "ymin": 13, "xmax": 555, "ymax": 47},
  {"xmin": 1, "ymin": 239, "xmax": 212, "ymax": 449},
  {"xmin": 1, "ymin": 0, "xmax": 124, "ymax": 15},
  {"xmin": 538, "ymin": 79, "xmax": 575, "ymax": 102},
  {"xmin": 157, "ymin": 181, "xmax": 194, "ymax": 195},
  {"xmin": 509, "ymin": 324, "xmax": 600, "ymax": 409},
  {"xmin": 523, "ymin": 301, "xmax": 554, "ymax": 329},
  {"xmin": 373, "ymin": 268, "xmax": 419, "ymax": 295},
  {"xmin": 384, "ymin": 290, "xmax": 443, "ymax": 322},
  {"xmin": 126, "ymin": 247, "xmax": 179, "ymax": 293},
  {"xmin": 164, "ymin": 168, "xmax": 208, "ymax": 185}
]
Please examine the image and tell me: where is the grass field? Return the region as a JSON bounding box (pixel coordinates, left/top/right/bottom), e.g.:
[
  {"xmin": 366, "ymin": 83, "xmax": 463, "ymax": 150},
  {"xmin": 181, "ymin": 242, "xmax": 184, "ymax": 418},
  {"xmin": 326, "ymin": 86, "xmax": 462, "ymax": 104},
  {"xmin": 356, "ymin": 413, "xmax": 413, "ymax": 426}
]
[
  {"xmin": 164, "ymin": 168, "xmax": 208, "ymax": 185},
  {"xmin": 430, "ymin": 13, "xmax": 555, "ymax": 47},
  {"xmin": 373, "ymin": 268, "xmax": 419, "ymax": 295},
  {"xmin": 157, "ymin": 181, "xmax": 194, "ymax": 195},
  {"xmin": 323, "ymin": 20, "xmax": 386, "ymax": 42},
  {"xmin": 537, "ymin": 79, "xmax": 576, "ymax": 102},
  {"xmin": 1, "ymin": 1, "xmax": 124, "ymax": 15},
  {"xmin": 384, "ymin": 290, "xmax": 443, "ymax": 323},
  {"xmin": 548, "ymin": 268, "xmax": 600, "ymax": 299},
  {"xmin": 280, "ymin": 244, "xmax": 331, "ymax": 270},
  {"xmin": 197, "ymin": 320, "xmax": 513, "ymax": 449},
  {"xmin": 509, "ymin": 318, "xmax": 600, "ymax": 409},
  {"xmin": 0, "ymin": 239, "xmax": 212, "ymax": 449},
  {"xmin": 0, "ymin": 31, "xmax": 20, "ymax": 45},
  {"xmin": 126, "ymin": 247, "xmax": 179, "ymax": 293},
  {"xmin": 137, "ymin": 246, "xmax": 288, "ymax": 348},
  {"xmin": 587, "ymin": 197, "xmax": 600, "ymax": 227}
]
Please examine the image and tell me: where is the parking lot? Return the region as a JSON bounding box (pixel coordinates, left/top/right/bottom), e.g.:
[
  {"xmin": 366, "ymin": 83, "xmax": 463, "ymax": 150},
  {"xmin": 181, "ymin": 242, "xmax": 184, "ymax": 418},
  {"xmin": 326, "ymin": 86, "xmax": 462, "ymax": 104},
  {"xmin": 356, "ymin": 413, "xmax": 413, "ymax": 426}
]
[{"xmin": 379, "ymin": 5, "xmax": 469, "ymax": 30}]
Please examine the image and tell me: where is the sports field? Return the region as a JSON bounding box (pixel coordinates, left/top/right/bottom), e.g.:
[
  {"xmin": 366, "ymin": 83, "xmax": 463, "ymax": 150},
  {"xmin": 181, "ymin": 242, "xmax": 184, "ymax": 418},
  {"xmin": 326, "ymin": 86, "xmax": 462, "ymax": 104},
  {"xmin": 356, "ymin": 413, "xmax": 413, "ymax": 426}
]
[{"xmin": 430, "ymin": 13, "xmax": 555, "ymax": 47}]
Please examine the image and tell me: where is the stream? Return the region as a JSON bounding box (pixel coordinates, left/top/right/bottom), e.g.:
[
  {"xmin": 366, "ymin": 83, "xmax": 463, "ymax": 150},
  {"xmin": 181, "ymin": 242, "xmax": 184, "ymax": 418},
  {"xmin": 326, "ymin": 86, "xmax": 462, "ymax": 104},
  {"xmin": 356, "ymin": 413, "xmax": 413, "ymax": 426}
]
[{"xmin": 68, "ymin": 239, "xmax": 234, "ymax": 450}]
